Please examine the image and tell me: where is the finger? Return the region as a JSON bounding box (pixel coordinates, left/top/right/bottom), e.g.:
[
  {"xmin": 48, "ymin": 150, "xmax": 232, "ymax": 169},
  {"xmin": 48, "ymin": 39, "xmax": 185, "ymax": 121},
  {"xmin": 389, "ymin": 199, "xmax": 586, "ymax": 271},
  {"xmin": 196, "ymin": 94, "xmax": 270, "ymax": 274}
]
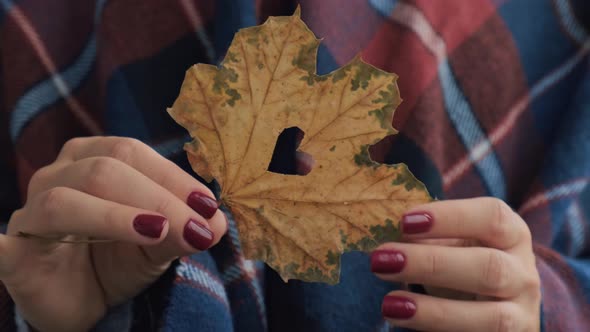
[
  {"xmin": 371, "ymin": 243, "xmax": 524, "ymax": 298},
  {"xmin": 295, "ymin": 151, "xmax": 314, "ymax": 175},
  {"xmin": 14, "ymin": 187, "xmax": 169, "ymax": 243},
  {"xmin": 405, "ymin": 238, "xmax": 474, "ymax": 247},
  {"xmin": 400, "ymin": 197, "xmax": 530, "ymax": 249},
  {"xmin": 0, "ymin": 233, "xmax": 18, "ymax": 277},
  {"xmin": 34, "ymin": 157, "xmax": 227, "ymax": 262},
  {"xmin": 381, "ymin": 291, "xmax": 525, "ymax": 332},
  {"xmin": 58, "ymin": 136, "xmax": 220, "ymax": 219}
]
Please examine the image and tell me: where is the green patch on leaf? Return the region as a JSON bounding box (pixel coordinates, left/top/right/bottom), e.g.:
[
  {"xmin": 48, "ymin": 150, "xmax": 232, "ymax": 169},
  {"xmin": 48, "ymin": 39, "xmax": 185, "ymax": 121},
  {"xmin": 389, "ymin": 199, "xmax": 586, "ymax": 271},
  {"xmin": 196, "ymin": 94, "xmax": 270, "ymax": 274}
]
[
  {"xmin": 339, "ymin": 229, "xmax": 349, "ymax": 245},
  {"xmin": 300, "ymin": 73, "xmax": 315, "ymax": 86},
  {"xmin": 370, "ymin": 219, "xmax": 401, "ymax": 243},
  {"xmin": 391, "ymin": 166, "xmax": 421, "ymax": 191},
  {"xmin": 282, "ymin": 263, "xmax": 337, "ymax": 284},
  {"xmin": 213, "ymin": 66, "xmax": 238, "ymax": 93},
  {"xmin": 368, "ymin": 84, "xmax": 397, "ymax": 130},
  {"xmin": 187, "ymin": 139, "xmax": 199, "ymax": 150},
  {"xmin": 225, "ymin": 88, "xmax": 241, "ymax": 106},
  {"xmin": 353, "ymin": 145, "xmax": 378, "ymax": 167},
  {"xmin": 351, "ymin": 237, "xmax": 378, "ymax": 251},
  {"xmin": 292, "ymin": 41, "xmax": 318, "ymax": 74},
  {"xmin": 331, "ymin": 64, "xmax": 351, "ymax": 83},
  {"xmin": 351, "ymin": 63, "xmax": 384, "ymax": 91},
  {"xmin": 329, "ymin": 145, "xmax": 336, "ymax": 152},
  {"xmin": 300, "ymin": 73, "xmax": 328, "ymax": 86},
  {"xmin": 213, "ymin": 66, "xmax": 241, "ymax": 106},
  {"xmin": 225, "ymin": 51, "xmax": 239, "ymax": 63},
  {"xmin": 325, "ymin": 250, "xmax": 339, "ymax": 266},
  {"xmin": 368, "ymin": 107, "xmax": 392, "ymax": 130},
  {"xmin": 243, "ymin": 26, "xmax": 261, "ymax": 46}
]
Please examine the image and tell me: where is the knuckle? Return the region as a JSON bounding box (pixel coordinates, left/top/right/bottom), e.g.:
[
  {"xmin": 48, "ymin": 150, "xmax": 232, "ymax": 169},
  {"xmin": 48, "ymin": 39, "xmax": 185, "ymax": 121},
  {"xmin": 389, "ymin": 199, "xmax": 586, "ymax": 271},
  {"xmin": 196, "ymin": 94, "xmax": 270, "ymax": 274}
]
[
  {"xmin": 39, "ymin": 187, "xmax": 70, "ymax": 222},
  {"xmin": 9, "ymin": 209, "xmax": 25, "ymax": 223},
  {"xmin": 519, "ymin": 223, "xmax": 533, "ymax": 243},
  {"xmin": 522, "ymin": 271, "xmax": 542, "ymax": 299},
  {"xmin": 83, "ymin": 157, "xmax": 120, "ymax": 192},
  {"xmin": 488, "ymin": 198, "xmax": 514, "ymax": 240},
  {"xmin": 426, "ymin": 297, "xmax": 448, "ymax": 326},
  {"xmin": 152, "ymin": 168, "xmax": 174, "ymax": 191},
  {"xmin": 154, "ymin": 196, "xmax": 175, "ymax": 214},
  {"xmin": 480, "ymin": 250, "xmax": 510, "ymax": 295},
  {"xmin": 27, "ymin": 165, "xmax": 53, "ymax": 194},
  {"xmin": 423, "ymin": 250, "xmax": 442, "ymax": 279},
  {"xmin": 108, "ymin": 138, "xmax": 144, "ymax": 163},
  {"xmin": 102, "ymin": 207, "xmax": 121, "ymax": 231},
  {"xmin": 490, "ymin": 304, "xmax": 518, "ymax": 332},
  {"xmin": 60, "ymin": 137, "xmax": 86, "ymax": 155}
]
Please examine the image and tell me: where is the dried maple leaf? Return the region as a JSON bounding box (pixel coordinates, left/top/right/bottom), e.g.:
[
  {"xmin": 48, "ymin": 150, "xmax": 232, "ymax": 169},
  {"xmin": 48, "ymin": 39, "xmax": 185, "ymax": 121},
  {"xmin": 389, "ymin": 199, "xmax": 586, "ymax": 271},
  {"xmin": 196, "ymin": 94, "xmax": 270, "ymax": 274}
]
[{"xmin": 168, "ymin": 7, "xmax": 431, "ymax": 284}]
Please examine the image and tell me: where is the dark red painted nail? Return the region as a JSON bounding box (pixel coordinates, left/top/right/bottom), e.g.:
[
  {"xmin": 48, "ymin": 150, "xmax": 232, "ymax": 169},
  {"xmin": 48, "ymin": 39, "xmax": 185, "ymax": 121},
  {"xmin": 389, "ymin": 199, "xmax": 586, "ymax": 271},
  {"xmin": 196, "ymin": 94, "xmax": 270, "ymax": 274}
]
[
  {"xmin": 371, "ymin": 250, "xmax": 406, "ymax": 274},
  {"xmin": 382, "ymin": 295, "xmax": 416, "ymax": 319},
  {"xmin": 183, "ymin": 219, "xmax": 214, "ymax": 250},
  {"xmin": 401, "ymin": 212, "xmax": 433, "ymax": 234},
  {"xmin": 187, "ymin": 192, "xmax": 219, "ymax": 219},
  {"xmin": 133, "ymin": 214, "xmax": 167, "ymax": 238}
]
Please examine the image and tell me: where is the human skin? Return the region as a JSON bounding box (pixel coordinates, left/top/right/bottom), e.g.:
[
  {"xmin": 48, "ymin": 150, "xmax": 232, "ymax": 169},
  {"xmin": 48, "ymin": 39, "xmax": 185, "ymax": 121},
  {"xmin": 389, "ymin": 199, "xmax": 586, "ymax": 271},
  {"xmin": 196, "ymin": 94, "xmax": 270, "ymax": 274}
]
[
  {"xmin": 372, "ymin": 198, "xmax": 541, "ymax": 332},
  {"xmin": 1, "ymin": 137, "xmax": 228, "ymax": 331},
  {"xmin": 0, "ymin": 137, "xmax": 540, "ymax": 331}
]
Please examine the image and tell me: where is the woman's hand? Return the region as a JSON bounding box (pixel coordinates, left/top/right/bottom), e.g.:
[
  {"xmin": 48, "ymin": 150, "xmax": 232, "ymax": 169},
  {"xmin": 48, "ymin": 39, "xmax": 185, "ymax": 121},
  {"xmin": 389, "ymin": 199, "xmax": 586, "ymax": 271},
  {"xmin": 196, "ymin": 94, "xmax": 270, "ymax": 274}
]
[
  {"xmin": 0, "ymin": 137, "xmax": 228, "ymax": 332},
  {"xmin": 371, "ymin": 197, "xmax": 541, "ymax": 332}
]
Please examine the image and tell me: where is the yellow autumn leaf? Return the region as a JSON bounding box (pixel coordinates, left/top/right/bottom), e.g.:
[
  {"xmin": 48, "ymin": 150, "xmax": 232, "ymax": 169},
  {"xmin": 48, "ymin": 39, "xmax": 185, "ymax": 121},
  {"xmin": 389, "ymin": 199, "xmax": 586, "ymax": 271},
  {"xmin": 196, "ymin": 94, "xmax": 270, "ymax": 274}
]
[{"xmin": 168, "ymin": 7, "xmax": 431, "ymax": 284}]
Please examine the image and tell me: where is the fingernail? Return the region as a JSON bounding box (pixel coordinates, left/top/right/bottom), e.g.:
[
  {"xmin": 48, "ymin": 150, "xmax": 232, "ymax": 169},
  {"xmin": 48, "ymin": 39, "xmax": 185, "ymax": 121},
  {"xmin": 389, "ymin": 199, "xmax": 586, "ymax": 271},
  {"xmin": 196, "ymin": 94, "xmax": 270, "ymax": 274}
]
[
  {"xmin": 402, "ymin": 212, "xmax": 433, "ymax": 234},
  {"xmin": 183, "ymin": 219, "xmax": 214, "ymax": 250},
  {"xmin": 382, "ymin": 295, "xmax": 417, "ymax": 319},
  {"xmin": 187, "ymin": 192, "xmax": 219, "ymax": 219},
  {"xmin": 371, "ymin": 250, "xmax": 406, "ymax": 274},
  {"xmin": 133, "ymin": 214, "xmax": 167, "ymax": 238}
]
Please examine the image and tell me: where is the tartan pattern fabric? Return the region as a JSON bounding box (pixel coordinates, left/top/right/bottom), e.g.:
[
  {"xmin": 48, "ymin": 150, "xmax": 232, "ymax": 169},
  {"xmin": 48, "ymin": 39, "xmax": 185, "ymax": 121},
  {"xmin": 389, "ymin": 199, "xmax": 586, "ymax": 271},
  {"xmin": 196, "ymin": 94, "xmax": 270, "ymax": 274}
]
[{"xmin": 0, "ymin": 0, "xmax": 589, "ymax": 331}]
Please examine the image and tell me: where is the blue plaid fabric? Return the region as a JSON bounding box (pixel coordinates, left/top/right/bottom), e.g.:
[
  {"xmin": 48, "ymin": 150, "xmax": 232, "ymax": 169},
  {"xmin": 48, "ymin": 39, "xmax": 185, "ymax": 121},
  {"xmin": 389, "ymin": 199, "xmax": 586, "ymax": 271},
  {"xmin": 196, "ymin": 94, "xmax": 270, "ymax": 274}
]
[{"xmin": 1, "ymin": 1, "xmax": 589, "ymax": 331}]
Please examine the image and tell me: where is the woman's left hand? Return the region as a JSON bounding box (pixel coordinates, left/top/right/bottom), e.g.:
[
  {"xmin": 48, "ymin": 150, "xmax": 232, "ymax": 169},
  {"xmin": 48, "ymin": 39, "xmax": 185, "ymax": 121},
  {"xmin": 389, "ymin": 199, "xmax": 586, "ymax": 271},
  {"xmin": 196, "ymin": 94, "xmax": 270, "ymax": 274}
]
[{"xmin": 371, "ymin": 197, "xmax": 541, "ymax": 332}]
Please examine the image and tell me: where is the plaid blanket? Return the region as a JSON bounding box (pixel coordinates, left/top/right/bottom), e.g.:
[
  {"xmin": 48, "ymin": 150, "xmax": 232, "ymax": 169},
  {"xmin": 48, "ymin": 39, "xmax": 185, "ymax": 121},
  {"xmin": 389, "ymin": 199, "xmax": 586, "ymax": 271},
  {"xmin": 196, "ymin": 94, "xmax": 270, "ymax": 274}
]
[{"xmin": 1, "ymin": 0, "xmax": 589, "ymax": 331}]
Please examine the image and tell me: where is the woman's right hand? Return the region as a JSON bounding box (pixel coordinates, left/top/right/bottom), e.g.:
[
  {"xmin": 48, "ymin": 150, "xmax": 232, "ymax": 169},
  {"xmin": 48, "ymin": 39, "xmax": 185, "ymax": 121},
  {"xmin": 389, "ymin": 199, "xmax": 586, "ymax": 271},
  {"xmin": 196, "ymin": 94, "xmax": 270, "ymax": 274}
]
[{"xmin": 0, "ymin": 136, "xmax": 228, "ymax": 332}]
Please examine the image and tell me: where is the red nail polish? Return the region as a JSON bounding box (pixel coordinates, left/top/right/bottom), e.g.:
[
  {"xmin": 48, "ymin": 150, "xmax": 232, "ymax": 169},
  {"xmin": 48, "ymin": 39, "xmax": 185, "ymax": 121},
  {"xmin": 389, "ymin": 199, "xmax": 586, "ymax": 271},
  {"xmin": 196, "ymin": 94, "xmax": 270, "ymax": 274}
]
[
  {"xmin": 371, "ymin": 250, "xmax": 406, "ymax": 274},
  {"xmin": 133, "ymin": 214, "xmax": 167, "ymax": 238},
  {"xmin": 382, "ymin": 295, "xmax": 417, "ymax": 319},
  {"xmin": 183, "ymin": 219, "xmax": 214, "ymax": 250},
  {"xmin": 187, "ymin": 192, "xmax": 219, "ymax": 219},
  {"xmin": 402, "ymin": 212, "xmax": 433, "ymax": 234}
]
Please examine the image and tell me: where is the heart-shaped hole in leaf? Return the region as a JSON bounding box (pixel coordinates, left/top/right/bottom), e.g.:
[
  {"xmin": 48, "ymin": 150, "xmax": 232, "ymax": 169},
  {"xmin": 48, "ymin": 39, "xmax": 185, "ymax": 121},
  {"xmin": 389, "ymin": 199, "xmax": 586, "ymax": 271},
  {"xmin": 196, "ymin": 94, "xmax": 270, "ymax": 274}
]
[
  {"xmin": 168, "ymin": 7, "xmax": 431, "ymax": 284},
  {"xmin": 267, "ymin": 126, "xmax": 314, "ymax": 176}
]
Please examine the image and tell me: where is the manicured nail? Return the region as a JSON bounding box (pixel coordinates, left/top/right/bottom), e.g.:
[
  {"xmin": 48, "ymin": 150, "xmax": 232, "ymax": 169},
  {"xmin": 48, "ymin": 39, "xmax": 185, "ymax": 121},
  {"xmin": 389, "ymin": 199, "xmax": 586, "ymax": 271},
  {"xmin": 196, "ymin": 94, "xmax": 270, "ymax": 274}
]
[
  {"xmin": 382, "ymin": 295, "xmax": 417, "ymax": 319},
  {"xmin": 371, "ymin": 250, "xmax": 406, "ymax": 274},
  {"xmin": 183, "ymin": 219, "xmax": 214, "ymax": 250},
  {"xmin": 133, "ymin": 214, "xmax": 167, "ymax": 238},
  {"xmin": 187, "ymin": 192, "xmax": 219, "ymax": 219},
  {"xmin": 401, "ymin": 212, "xmax": 433, "ymax": 234}
]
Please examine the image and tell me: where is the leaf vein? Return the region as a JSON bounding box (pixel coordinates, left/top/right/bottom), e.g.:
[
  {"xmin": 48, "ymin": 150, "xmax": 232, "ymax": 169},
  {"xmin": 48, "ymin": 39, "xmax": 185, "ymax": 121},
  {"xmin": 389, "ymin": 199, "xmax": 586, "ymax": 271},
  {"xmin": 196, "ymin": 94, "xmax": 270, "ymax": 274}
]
[
  {"xmin": 302, "ymin": 81, "xmax": 389, "ymax": 147},
  {"xmin": 193, "ymin": 71, "xmax": 228, "ymax": 189},
  {"xmin": 227, "ymin": 17, "xmax": 298, "ymax": 193}
]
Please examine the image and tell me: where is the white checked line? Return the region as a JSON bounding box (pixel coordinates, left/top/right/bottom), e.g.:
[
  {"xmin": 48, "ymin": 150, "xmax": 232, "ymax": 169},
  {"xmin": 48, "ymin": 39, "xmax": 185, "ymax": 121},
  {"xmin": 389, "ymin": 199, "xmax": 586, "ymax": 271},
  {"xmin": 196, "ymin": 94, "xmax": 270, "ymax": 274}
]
[
  {"xmin": 390, "ymin": 1, "xmax": 506, "ymax": 198},
  {"xmin": 176, "ymin": 259, "xmax": 229, "ymax": 304},
  {"xmin": 443, "ymin": 0, "xmax": 590, "ymax": 189},
  {"xmin": 519, "ymin": 177, "xmax": 589, "ymax": 215},
  {"xmin": 4, "ymin": 0, "xmax": 104, "ymax": 142},
  {"xmin": 179, "ymin": 0, "xmax": 216, "ymax": 63}
]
